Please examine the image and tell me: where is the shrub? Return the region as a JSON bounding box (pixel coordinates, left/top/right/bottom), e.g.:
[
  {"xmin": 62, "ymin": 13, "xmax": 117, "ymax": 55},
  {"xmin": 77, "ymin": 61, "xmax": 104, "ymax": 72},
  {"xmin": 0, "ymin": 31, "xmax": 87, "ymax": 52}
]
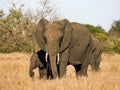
[{"xmin": 111, "ymin": 38, "xmax": 120, "ymax": 53}]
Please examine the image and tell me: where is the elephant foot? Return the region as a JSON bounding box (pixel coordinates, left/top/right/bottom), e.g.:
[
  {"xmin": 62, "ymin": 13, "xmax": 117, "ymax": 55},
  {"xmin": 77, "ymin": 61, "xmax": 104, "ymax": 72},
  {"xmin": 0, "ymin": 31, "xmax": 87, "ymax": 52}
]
[
  {"xmin": 76, "ymin": 71, "xmax": 88, "ymax": 78},
  {"xmin": 92, "ymin": 67, "xmax": 101, "ymax": 72},
  {"xmin": 29, "ymin": 72, "xmax": 34, "ymax": 78},
  {"xmin": 31, "ymin": 77, "xmax": 35, "ymax": 81},
  {"xmin": 39, "ymin": 75, "xmax": 48, "ymax": 80},
  {"xmin": 96, "ymin": 67, "xmax": 101, "ymax": 71}
]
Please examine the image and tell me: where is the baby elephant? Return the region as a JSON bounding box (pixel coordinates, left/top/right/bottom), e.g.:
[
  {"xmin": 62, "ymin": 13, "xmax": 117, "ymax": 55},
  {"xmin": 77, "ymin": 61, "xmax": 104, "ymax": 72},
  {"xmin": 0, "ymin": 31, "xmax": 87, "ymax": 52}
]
[
  {"xmin": 90, "ymin": 38, "xmax": 102, "ymax": 71},
  {"xmin": 29, "ymin": 50, "xmax": 47, "ymax": 79}
]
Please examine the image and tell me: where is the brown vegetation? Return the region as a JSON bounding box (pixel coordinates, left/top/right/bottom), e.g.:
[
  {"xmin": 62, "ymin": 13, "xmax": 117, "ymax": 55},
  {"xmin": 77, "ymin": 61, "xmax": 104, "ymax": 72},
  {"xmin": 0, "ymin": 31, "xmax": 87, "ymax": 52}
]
[{"xmin": 0, "ymin": 53, "xmax": 120, "ymax": 90}]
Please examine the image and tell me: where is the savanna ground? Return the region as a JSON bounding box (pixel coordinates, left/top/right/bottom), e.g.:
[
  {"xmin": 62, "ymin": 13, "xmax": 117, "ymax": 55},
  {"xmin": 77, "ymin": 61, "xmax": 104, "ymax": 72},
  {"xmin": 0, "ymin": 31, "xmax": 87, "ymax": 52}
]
[{"xmin": 0, "ymin": 53, "xmax": 120, "ymax": 90}]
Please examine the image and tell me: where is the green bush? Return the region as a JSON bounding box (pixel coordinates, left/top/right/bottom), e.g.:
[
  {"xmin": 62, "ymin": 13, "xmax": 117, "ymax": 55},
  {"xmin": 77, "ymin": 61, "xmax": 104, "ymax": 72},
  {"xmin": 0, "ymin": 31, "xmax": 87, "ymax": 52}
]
[
  {"xmin": 18, "ymin": 42, "xmax": 35, "ymax": 53},
  {"xmin": 0, "ymin": 44, "xmax": 13, "ymax": 53},
  {"xmin": 102, "ymin": 38, "xmax": 120, "ymax": 53},
  {"xmin": 111, "ymin": 38, "xmax": 120, "ymax": 53},
  {"xmin": 102, "ymin": 40, "xmax": 112, "ymax": 52},
  {"xmin": 0, "ymin": 5, "xmax": 36, "ymax": 53},
  {"xmin": 84, "ymin": 24, "xmax": 107, "ymax": 36},
  {"xmin": 95, "ymin": 33, "xmax": 108, "ymax": 42},
  {"xmin": 113, "ymin": 46, "xmax": 120, "ymax": 54},
  {"xmin": 0, "ymin": 43, "xmax": 36, "ymax": 53}
]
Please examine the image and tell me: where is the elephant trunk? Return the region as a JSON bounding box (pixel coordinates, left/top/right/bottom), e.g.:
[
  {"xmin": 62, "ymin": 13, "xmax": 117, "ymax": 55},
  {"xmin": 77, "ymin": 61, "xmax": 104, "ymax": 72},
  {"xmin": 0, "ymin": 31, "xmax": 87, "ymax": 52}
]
[
  {"xmin": 29, "ymin": 65, "xmax": 34, "ymax": 78},
  {"xmin": 46, "ymin": 53, "xmax": 59, "ymax": 79}
]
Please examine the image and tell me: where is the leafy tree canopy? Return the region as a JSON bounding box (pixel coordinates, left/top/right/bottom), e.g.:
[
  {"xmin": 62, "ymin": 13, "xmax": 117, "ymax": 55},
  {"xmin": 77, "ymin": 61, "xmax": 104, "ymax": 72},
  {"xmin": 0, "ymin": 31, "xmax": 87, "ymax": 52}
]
[
  {"xmin": 110, "ymin": 19, "xmax": 120, "ymax": 32},
  {"xmin": 109, "ymin": 19, "xmax": 120, "ymax": 39},
  {"xmin": 84, "ymin": 24, "xmax": 107, "ymax": 35},
  {"xmin": 84, "ymin": 24, "xmax": 108, "ymax": 42}
]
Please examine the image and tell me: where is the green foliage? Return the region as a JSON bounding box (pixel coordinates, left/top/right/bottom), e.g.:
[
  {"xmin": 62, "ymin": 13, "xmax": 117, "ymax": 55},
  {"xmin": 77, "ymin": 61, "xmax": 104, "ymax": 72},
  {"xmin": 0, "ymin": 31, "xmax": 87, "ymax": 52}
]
[
  {"xmin": 95, "ymin": 33, "xmax": 108, "ymax": 42},
  {"xmin": 111, "ymin": 19, "xmax": 120, "ymax": 32},
  {"xmin": 84, "ymin": 24, "xmax": 120, "ymax": 53},
  {"xmin": 0, "ymin": 5, "xmax": 36, "ymax": 53},
  {"xmin": 0, "ymin": 44, "xmax": 13, "ymax": 53},
  {"xmin": 109, "ymin": 19, "xmax": 120, "ymax": 40},
  {"xmin": 102, "ymin": 40, "xmax": 113, "ymax": 52},
  {"xmin": 111, "ymin": 38, "xmax": 120, "ymax": 53},
  {"xmin": 84, "ymin": 24, "xmax": 108, "ymax": 41},
  {"xmin": 0, "ymin": 42, "xmax": 36, "ymax": 53},
  {"xmin": 84, "ymin": 24, "xmax": 107, "ymax": 36},
  {"xmin": 0, "ymin": 1, "xmax": 120, "ymax": 54},
  {"xmin": 84, "ymin": 24, "xmax": 110, "ymax": 52},
  {"xmin": 108, "ymin": 19, "xmax": 120, "ymax": 53},
  {"xmin": 0, "ymin": 1, "xmax": 60, "ymax": 53},
  {"xmin": 16, "ymin": 42, "xmax": 36, "ymax": 53}
]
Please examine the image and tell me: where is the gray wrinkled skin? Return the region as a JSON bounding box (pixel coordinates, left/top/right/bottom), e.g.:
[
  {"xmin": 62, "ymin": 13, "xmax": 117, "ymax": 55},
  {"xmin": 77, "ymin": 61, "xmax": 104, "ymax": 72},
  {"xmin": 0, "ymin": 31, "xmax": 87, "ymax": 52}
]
[
  {"xmin": 89, "ymin": 38, "xmax": 102, "ymax": 71},
  {"xmin": 34, "ymin": 18, "xmax": 102, "ymax": 79},
  {"xmin": 29, "ymin": 52, "xmax": 47, "ymax": 79}
]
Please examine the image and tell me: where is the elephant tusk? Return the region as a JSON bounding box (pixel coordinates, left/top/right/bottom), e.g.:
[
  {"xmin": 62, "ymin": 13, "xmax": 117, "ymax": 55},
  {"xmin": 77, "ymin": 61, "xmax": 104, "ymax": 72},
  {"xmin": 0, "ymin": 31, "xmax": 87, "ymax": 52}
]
[
  {"xmin": 45, "ymin": 53, "xmax": 48, "ymax": 62},
  {"xmin": 57, "ymin": 53, "xmax": 60, "ymax": 65}
]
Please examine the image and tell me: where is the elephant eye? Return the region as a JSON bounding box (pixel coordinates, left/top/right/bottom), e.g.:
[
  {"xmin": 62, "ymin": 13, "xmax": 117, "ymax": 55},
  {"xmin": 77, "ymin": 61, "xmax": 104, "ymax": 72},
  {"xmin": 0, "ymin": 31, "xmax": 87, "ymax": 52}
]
[
  {"xmin": 59, "ymin": 36, "xmax": 63, "ymax": 47},
  {"xmin": 43, "ymin": 36, "xmax": 47, "ymax": 44},
  {"xmin": 43, "ymin": 33, "xmax": 47, "ymax": 44}
]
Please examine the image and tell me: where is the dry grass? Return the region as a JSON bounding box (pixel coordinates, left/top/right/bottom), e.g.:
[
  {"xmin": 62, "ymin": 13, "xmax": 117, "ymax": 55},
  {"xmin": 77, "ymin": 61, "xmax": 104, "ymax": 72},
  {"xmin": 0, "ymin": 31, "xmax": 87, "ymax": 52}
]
[{"xmin": 0, "ymin": 53, "xmax": 120, "ymax": 90}]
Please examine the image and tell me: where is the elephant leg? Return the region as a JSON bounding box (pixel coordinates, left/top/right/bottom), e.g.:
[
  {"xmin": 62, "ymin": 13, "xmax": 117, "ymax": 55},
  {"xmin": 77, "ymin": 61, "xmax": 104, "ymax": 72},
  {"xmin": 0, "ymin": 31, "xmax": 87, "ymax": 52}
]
[
  {"xmin": 79, "ymin": 59, "xmax": 89, "ymax": 77},
  {"xmin": 74, "ymin": 64, "xmax": 82, "ymax": 77},
  {"xmin": 78, "ymin": 42, "xmax": 93, "ymax": 77},
  {"xmin": 59, "ymin": 60, "xmax": 68, "ymax": 78},
  {"xmin": 94, "ymin": 50, "xmax": 102, "ymax": 71},
  {"xmin": 73, "ymin": 64, "xmax": 81, "ymax": 72},
  {"xmin": 89, "ymin": 54, "xmax": 97, "ymax": 71},
  {"xmin": 96, "ymin": 50, "xmax": 102, "ymax": 69},
  {"xmin": 59, "ymin": 49, "xmax": 69, "ymax": 78},
  {"xmin": 39, "ymin": 66, "xmax": 47, "ymax": 79},
  {"xmin": 76, "ymin": 57, "xmax": 88, "ymax": 77}
]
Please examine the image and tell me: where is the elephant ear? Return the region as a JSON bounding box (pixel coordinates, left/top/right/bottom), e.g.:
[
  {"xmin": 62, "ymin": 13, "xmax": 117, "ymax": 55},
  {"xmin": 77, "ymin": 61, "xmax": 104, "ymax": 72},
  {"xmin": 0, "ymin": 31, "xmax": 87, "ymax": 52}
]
[
  {"xmin": 58, "ymin": 19, "xmax": 73, "ymax": 52},
  {"xmin": 34, "ymin": 18, "xmax": 49, "ymax": 51}
]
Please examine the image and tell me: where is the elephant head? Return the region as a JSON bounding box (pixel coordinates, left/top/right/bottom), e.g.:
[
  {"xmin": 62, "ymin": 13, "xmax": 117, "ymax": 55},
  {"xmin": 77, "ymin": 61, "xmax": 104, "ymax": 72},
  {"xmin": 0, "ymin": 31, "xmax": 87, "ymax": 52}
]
[
  {"xmin": 29, "ymin": 53, "xmax": 44, "ymax": 78},
  {"xmin": 34, "ymin": 18, "xmax": 72, "ymax": 79},
  {"xmin": 29, "ymin": 50, "xmax": 47, "ymax": 79}
]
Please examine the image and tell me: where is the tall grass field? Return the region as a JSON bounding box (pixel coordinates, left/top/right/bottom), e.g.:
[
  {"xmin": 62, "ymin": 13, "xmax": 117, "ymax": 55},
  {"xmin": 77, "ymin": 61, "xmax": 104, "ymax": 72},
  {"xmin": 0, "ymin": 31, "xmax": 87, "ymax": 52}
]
[{"xmin": 0, "ymin": 53, "xmax": 120, "ymax": 90}]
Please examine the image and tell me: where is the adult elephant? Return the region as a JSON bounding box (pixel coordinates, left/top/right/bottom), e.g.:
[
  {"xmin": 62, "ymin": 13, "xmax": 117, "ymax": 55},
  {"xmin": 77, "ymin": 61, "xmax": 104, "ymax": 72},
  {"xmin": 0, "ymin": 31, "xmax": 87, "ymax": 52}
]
[
  {"xmin": 90, "ymin": 38, "xmax": 102, "ymax": 71},
  {"xmin": 34, "ymin": 18, "xmax": 93, "ymax": 79}
]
